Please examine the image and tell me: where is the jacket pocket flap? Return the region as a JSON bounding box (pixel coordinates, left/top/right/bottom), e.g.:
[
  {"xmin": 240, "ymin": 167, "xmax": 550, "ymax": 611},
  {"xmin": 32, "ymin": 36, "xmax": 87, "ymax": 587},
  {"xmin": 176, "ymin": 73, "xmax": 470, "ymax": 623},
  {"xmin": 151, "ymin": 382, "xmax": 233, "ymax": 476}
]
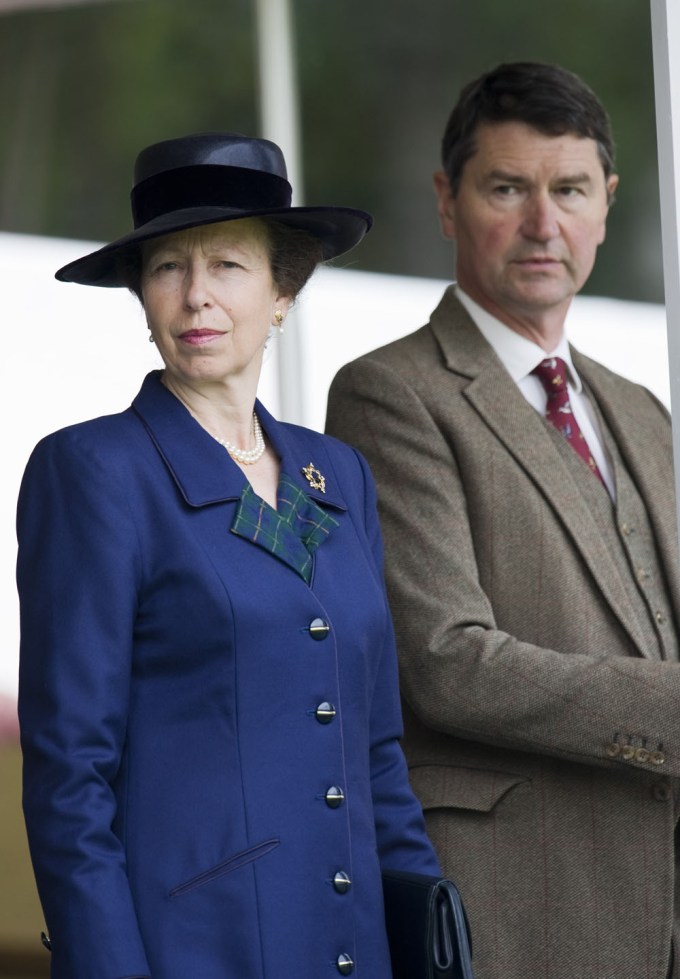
[{"xmin": 410, "ymin": 764, "xmax": 528, "ymax": 813}]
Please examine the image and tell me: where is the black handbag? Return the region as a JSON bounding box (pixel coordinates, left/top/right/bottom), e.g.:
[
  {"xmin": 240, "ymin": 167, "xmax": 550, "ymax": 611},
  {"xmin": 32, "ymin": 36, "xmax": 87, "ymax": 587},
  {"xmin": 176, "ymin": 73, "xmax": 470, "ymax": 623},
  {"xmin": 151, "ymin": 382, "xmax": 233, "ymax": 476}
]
[{"xmin": 382, "ymin": 870, "xmax": 474, "ymax": 979}]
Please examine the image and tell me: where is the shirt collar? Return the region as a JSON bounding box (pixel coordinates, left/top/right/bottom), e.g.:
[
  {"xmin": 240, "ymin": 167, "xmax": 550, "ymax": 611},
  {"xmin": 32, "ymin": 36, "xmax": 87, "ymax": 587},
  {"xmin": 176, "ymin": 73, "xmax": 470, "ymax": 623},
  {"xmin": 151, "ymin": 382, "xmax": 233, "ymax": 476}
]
[{"xmin": 454, "ymin": 285, "xmax": 583, "ymax": 392}]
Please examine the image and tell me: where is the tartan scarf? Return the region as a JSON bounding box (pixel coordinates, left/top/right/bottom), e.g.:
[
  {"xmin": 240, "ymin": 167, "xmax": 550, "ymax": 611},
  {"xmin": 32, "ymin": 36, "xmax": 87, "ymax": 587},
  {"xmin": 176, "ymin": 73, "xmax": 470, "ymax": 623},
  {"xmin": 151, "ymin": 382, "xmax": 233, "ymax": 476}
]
[{"xmin": 231, "ymin": 473, "xmax": 340, "ymax": 584}]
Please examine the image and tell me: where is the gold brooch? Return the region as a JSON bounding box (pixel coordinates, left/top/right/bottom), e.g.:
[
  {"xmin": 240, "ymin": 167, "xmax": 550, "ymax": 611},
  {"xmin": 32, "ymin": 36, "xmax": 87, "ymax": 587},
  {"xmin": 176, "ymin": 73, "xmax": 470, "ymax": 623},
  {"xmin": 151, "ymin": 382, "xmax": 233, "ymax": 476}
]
[{"xmin": 302, "ymin": 462, "xmax": 326, "ymax": 493}]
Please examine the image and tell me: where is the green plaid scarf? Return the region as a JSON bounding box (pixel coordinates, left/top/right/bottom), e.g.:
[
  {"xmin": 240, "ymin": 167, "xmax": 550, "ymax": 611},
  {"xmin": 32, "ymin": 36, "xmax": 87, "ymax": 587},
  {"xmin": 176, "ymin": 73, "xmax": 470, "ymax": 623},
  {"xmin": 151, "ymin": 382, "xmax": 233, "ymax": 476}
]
[{"xmin": 231, "ymin": 473, "xmax": 340, "ymax": 583}]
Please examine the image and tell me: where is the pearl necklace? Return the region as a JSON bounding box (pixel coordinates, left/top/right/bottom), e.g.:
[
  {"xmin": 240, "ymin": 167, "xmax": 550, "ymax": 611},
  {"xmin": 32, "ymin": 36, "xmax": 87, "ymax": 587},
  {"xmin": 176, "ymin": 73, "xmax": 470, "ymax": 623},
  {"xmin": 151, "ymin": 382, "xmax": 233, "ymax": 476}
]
[{"xmin": 213, "ymin": 412, "xmax": 265, "ymax": 465}]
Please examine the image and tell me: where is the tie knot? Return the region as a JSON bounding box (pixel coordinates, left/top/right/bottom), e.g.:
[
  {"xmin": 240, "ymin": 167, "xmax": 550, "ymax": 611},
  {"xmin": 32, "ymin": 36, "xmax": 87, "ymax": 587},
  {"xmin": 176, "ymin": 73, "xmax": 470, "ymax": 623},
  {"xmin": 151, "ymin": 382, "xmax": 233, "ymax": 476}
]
[{"xmin": 532, "ymin": 357, "xmax": 568, "ymax": 397}]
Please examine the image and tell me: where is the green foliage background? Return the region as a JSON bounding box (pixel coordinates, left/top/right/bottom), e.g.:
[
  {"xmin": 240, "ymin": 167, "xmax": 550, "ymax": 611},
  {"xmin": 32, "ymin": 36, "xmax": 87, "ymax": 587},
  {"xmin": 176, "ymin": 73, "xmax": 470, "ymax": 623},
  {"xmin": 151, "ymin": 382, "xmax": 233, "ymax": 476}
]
[{"xmin": 0, "ymin": 0, "xmax": 662, "ymax": 301}]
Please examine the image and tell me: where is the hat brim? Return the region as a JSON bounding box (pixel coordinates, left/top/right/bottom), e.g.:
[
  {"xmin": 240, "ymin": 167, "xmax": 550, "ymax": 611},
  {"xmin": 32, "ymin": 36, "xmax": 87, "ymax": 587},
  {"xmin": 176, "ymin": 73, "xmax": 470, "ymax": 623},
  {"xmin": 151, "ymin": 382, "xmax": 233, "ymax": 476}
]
[{"xmin": 55, "ymin": 205, "xmax": 373, "ymax": 287}]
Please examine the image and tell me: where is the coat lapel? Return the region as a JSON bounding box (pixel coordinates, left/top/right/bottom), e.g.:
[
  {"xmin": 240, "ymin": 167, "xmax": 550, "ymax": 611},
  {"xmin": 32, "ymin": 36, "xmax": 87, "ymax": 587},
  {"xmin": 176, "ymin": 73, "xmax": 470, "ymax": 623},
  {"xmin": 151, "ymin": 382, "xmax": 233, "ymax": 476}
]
[
  {"xmin": 257, "ymin": 403, "xmax": 347, "ymax": 514},
  {"xmin": 131, "ymin": 371, "xmax": 247, "ymax": 505},
  {"xmin": 429, "ymin": 289, "xmax": 654, "ymax": 658},
  {"xmin": 131, "ymin": 372, "xmax": 346, "ymax": 582},
  {"xmin": 131, "ymin": 371, "xmax": 346, "ymax": 508}
]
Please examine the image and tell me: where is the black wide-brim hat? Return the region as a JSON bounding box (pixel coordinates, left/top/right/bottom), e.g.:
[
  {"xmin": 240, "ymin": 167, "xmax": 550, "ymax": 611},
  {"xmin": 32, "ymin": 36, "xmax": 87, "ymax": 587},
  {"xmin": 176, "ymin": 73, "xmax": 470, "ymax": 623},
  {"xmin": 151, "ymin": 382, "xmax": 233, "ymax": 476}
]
[{"xmin": 55, "ymin": 132, "xmax": 373, "ymax": 287}]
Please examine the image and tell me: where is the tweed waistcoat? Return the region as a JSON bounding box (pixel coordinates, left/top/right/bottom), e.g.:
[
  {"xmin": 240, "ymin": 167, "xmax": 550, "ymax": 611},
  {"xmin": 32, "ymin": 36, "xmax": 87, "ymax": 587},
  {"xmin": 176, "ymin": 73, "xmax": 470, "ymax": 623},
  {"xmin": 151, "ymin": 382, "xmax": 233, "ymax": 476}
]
[{"xmin": 541, "ymin": 394, "xmax": 679, "ymax": 664}]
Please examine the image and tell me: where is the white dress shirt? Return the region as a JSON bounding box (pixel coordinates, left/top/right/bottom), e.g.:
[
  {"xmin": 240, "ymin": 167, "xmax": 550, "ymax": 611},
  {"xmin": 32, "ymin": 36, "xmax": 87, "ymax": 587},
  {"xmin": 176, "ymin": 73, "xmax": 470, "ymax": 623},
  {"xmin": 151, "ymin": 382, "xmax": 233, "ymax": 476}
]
[{"xmin": 455, "ymin": 286, "xmax": 615, "ymax": 499}]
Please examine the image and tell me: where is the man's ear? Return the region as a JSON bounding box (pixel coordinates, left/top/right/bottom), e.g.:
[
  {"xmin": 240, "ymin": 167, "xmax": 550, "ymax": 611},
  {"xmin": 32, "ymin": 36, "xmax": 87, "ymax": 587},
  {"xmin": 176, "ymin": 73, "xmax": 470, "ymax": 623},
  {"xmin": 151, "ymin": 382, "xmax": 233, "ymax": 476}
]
[
  {"xmin": 598, "ymin": 173, "xmax": 620, "ymax": 244},
  {"xmin": 605, "ymin": 173, "xmax": 619, "ymax": 209},
  {"xmin": 433, "ymin": 170, "xmax": 457, "ymax": 240}
]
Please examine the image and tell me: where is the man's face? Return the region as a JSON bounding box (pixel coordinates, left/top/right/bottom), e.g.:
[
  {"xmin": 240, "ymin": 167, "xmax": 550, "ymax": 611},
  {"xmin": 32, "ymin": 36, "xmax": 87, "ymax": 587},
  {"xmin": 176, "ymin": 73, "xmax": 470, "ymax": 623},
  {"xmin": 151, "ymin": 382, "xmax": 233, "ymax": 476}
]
[{"xmin": 434, "ymin": 121, "xmax": 618, "ymax": 334}]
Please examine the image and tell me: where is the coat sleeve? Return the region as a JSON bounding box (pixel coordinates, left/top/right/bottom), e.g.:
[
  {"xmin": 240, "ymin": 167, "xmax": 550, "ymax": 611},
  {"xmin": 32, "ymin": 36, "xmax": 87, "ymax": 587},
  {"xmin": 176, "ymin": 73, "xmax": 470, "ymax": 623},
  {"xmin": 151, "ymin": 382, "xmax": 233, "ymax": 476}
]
[
  {"xmin": 326, "ymin": 356, "xmax": 680, "ymax": 779},
  {"xmin": 16, "ymin": 429, "xmax": 152, "ymax": 979},
  {"xmin": 337, "ymin": 442, "xmax": 441, "ymax": 874}
]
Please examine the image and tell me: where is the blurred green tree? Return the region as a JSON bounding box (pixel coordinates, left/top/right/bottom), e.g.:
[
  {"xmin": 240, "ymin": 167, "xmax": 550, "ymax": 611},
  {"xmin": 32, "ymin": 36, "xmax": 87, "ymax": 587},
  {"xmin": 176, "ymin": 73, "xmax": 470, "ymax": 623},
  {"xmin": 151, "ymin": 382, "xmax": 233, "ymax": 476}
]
[{"xmin": 0, "ymin": 0, "xmax": 662, "ymax": 301}]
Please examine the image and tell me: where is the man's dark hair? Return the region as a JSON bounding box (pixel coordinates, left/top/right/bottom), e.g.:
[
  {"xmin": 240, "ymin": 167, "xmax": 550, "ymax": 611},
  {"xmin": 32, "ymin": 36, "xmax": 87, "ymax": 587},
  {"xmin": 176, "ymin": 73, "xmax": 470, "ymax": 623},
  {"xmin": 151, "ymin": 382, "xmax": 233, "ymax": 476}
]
[{"xmin": 441, "ymin": 62, "xmax": 616, "ymax": 195}]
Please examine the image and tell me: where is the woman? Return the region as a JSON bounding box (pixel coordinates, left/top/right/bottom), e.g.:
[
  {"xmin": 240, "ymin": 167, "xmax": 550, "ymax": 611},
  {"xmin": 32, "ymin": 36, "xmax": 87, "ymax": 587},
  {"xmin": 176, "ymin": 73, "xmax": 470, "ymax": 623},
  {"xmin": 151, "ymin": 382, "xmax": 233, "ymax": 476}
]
[{"xmin": 17, "ymin": 132, "xmax": 440, "ymax": 979}]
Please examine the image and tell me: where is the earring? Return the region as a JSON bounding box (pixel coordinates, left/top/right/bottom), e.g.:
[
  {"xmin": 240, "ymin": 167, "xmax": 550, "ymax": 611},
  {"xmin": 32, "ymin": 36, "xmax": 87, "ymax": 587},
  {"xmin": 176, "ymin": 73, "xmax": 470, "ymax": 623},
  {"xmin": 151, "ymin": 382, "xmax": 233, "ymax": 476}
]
[
  {"xmin": 274, "ymin": 309, "xmax": 284, "ymax": 334},
  {"xmin": 148, "ymin": 332, "xmax": 155, "ymax": 343}
]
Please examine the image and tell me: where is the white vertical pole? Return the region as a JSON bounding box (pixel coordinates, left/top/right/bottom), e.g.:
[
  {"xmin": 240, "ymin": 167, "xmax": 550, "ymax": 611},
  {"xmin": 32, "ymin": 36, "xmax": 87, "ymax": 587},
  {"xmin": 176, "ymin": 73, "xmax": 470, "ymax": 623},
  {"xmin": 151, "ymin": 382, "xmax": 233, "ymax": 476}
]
[
  {"xmin": 255, "ymin": 0, "xmax": 306, "ymax": 424},
  {"xmin": 651, "ymin": 0, "xmax": 680, "ymax": 536},
  {"xmin": 254, "ymin": 0, "xmax": 302, "ymax": 203}
]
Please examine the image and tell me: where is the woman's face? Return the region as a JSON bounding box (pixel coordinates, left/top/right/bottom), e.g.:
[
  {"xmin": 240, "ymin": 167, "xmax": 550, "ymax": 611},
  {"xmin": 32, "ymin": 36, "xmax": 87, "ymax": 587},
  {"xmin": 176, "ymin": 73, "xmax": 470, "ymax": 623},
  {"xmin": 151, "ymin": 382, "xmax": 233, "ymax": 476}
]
[{"xmin": 141, "ymin": 218, "xmax": 289, "ymax": 390}]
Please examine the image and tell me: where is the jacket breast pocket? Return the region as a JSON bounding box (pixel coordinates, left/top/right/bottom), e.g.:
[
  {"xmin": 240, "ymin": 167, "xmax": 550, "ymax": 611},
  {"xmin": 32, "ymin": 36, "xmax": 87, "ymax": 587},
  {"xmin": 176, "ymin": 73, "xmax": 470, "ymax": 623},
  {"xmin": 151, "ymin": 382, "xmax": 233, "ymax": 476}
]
[
  {"xmin": 409, "ymin": 764, "xmax": 528, "ymax": 814},
  {"xmin": 169, "ymin": 838, "xmax": 280, "ymax": 897}
]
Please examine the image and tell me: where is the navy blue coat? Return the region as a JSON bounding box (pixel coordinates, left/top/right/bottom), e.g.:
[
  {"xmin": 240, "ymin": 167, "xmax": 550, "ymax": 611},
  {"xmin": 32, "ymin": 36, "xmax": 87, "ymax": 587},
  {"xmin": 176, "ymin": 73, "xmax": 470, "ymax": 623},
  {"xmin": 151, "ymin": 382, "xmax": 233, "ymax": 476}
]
[{"xmin": 17, "ymin": 371, "xmax": 439, "ymax": 979}]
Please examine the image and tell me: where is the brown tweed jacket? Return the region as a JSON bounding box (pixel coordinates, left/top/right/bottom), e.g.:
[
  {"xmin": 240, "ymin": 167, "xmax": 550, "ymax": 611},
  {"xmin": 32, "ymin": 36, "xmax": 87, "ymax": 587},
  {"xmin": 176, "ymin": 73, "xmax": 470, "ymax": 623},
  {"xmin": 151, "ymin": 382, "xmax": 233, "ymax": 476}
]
[{"xmin": 326, "ymin": 286, "xmax": 680, "ymax": 979}]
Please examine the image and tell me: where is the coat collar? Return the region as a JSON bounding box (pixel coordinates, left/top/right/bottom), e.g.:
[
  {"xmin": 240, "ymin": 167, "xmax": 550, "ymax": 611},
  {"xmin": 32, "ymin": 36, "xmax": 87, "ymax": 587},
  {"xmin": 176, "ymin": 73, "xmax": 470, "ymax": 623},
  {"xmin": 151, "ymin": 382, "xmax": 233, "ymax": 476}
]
[
  {"xmin": 131, "ymin": 371, "xmax": 347, "ymax": 511},
  {"xmin": 428, "ymin": 288, "xmax": 677, "ymax": 659}
]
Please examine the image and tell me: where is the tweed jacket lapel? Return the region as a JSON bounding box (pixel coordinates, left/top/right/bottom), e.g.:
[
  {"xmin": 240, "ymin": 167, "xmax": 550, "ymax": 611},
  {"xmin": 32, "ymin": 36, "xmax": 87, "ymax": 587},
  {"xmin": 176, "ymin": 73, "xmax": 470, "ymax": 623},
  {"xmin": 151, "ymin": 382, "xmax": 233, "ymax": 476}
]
[{"xmin": 428, "ymin": 287, "xmax": 653, "ymax": 659}]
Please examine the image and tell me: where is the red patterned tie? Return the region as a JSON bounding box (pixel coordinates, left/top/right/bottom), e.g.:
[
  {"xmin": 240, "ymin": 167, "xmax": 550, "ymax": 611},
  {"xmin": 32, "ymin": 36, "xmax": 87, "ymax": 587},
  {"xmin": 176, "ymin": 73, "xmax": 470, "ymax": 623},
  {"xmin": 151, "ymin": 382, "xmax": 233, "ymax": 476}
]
[{"xmin": 532, "ymin": 357, "xmax": 604, "ymax": 484}]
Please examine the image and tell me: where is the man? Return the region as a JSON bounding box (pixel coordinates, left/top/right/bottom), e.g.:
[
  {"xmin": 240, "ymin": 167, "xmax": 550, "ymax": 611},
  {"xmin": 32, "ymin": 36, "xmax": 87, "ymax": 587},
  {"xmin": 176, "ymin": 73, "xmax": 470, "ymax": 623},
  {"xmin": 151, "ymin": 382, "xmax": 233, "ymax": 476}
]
[{"xmin": 326, "ymin": 62, "xmax": 680, "ymax": 979}]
